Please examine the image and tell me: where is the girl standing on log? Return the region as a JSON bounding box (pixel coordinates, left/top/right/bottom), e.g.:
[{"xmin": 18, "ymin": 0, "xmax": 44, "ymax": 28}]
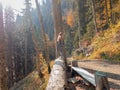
[{"xmin": 57, "ymin": 32, "xmax": 64, "ymax": 58}]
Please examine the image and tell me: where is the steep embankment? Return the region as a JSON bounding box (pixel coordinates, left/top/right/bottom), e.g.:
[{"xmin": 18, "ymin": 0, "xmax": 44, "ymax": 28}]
[
  {"xmin": 10, "ymin": 61, "xmax": 54, "ymax": 90},
  {"xmin": 88, "ymin": 22, "xmax": 120, "ymax": 61},
  {"xmin": 73, "ymin": 22, "xmax": 120, "ymax": 62}
]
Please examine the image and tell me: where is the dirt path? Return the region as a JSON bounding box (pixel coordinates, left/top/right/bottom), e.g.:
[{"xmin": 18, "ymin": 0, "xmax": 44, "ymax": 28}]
[{"xmin": 68, "ymin": 58, "xmax": 120, "ymax": 90}]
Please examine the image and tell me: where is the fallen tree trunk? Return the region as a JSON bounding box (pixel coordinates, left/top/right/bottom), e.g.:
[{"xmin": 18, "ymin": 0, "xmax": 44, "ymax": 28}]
[{"xmin": 46, "ymin": 58, "xmax": 67, "ymax": 90}]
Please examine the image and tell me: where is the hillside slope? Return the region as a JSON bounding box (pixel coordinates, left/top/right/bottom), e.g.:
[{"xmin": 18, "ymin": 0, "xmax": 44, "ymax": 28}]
[
  {"xmin": 88, "ymin": 22, "xmax": 120, "ymax": 61},
  {"xmin": 73, "ymin": 22, "xmax": 120, "ymax": 62},
  {"xmin": 10, "ymin": 61, "xmax": 54, "ymax": 90}
]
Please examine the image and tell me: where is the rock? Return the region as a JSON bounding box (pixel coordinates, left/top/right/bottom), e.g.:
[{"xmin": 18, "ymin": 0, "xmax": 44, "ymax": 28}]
[
  {"xmin": 73, "ymin": 46, "xmax": 94, "ymax": 57},
  {"xmin": 68, "ymin": 77, "xmax": 79, "ymax": 84}
]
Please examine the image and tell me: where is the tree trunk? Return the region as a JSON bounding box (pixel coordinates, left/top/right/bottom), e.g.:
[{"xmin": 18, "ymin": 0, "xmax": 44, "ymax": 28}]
[
  {"xmin": 35, "ymin": 0, "xmax": 51, "ymax": 73},
  {"xmin": 46, "ymin": 58, "xmax": 67, "ymax": 90},
  {"xmin": 4, "ymin": 7, "xmax": 15, "ymax": 88},
  {"xmin": 0, "ymin": 3, "xmax": 8, "ymax": 90},
  {"xmin": 76, "ymin": 0, "xmax": 82, "ymax": 47},
  {"xmin": 52, "ymin": 0, "xmax": 63, "ymax": 57},
  {"xmin": 109, "ymin": 0, "xmax": 113, "ymax": 23},
  {"xmin": 29, "ymin": 23, "xmax": 43, "ymax": 78},
  {"xmin": 91, "ymin": 0, "xmax": 98, "ymax": 33},
  {"xmin": 25, "ymin": 32, "xmax": 28, "ymax": 75},
  {"xmin": 77, "ymin": 0, "xmax": 87, "ymax": 47},
  {"xmin": 52, "ymin": 0, "xmax": 67, "ymax": 67},
  {"xmin": 105, "ymin": 0, "xmax": 109, "ymax": 25}
]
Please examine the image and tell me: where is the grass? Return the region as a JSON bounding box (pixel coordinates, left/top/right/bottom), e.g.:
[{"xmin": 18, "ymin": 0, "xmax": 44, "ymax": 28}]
[
  {"xmin": 88, "ymin": 22, "xmax": 120, "ymax": 61},
  {"xmin": 10, "ymin": 60, "xmax": 54, "ymax": 90},
  {"xmin": 73, "ymin": 22, "xmax": 120, "ymax": 62}
]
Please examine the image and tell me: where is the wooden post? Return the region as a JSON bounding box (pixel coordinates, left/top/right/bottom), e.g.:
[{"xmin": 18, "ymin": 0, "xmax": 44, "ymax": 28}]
[
  {"xmin": 72, "ymin": 61, "xmax": 78, "ymax": 67},
  {"xmin": 46, "ymin": 58, "xmax": 67, "ymax": 90},
  {"xmin": 95, "ymin": 72, "xmax": 109, "ymax": 90}
]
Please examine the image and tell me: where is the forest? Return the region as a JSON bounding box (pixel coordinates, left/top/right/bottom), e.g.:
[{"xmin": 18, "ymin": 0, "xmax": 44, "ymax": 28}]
[{"xmin": 0, "ymin": 0, "xmax": 120, "ymax": 90}]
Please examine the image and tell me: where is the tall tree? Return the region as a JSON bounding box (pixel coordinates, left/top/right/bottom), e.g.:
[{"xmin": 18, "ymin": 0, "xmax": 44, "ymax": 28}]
[
  {"xmin": 24, "ymin": 0, "xmax": 31, "ymax": 75},
  {"xmin": 41, "ymin": 0, "xmax": 54, "ymax": 40},
  {"xmin": 4, "ymin": 7, "xmax": 15, "ymax": 88},
  {"xmin": 14, "ymin": 15, "xmax": 25, "ymax": 82},
  {"xmin": 52, "ymin": 0, "xmax": 63, "ymax": 57},
  {"xmin": 91, "ymin": 0, "xmax": 98, "ymax": 33},
  {"xmin": 65, "ymin": 29, "xmax": 73, "ymax": 55},
  {"xmin": 0, "ymin": 3, "xmax": 8, "ymax": 90},
  {"xmin": 35, "ymin": 0, "xmax": 51, "ymax": 73},
  {"xmin": 24, "ymin": 0, "xmax": 44, "ymax": 77},
  {"xmin": 52, "ymin": 0, "xmax": 67, "ymax": 67},
  {"xmin": 76, "ymin": 0, "xmax": 87, "ymax": 47},
  {"xmin": 105, "ymin": 0, "xmax": 109, "ymax": 25},
  {"xmin": 23, "ymin": 0, "xmax": 35, "ymax": 75},
  {"xmin": 109, "ymin": 0, "xmax": 113, "ymax": 23}
]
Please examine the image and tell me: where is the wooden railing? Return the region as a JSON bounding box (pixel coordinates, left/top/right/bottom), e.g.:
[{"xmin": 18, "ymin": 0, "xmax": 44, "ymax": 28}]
[{"xmin": 71, "ymin": 61, "xmax": 110, "ymax": 90}]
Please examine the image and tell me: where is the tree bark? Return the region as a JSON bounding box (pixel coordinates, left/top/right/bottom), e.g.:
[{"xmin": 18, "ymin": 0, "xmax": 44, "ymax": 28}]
[
  {"xmin": 91, "ymin": 0, "xmax": 98, "ymax": 33},
  {"xmin": 109, "ymin": 0, "xmax": 113, "ymax": 23},
  {"xmin": 52, "ymin": 0, "xmax": 63, "ymax": 57},
  {"xmin": 46, "ymin": 58, "xmax": 67, "ymax": 90},
  {"xmin": 25, "ymin": 31, "xmax": 28, "ymax": 75},
  {"xmin": 52, "ymin": 0, "xmax": 67, "ymax": 67},
  {"xmin": 0, "ymin": 3, "xmax": 8, "ymax": 90},
  {"xmin": 76, "ymin": 0, "xmax": 82, "ymax": 47},
  {"xmin": 105, "ymin": 0, "xmax": 109, "ymax": 25},
  {"xmin": 4, "ymin": 7, "xmax": 15, "ymax": 88}
]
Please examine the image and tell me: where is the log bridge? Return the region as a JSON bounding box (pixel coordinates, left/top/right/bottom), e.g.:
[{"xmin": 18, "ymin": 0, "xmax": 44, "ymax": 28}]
[
  {"xmin": 46, "ymin": 59, "xmax": 110, "ymax": 90},
  {"xmin": 46, "ymin": 58, "xmax": 67, "ymax": 90}
]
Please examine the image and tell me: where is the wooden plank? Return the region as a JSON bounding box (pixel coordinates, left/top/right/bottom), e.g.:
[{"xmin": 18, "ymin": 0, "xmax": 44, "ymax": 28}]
[
  {"xmin": 72, "ymin": 66, "xmax": 96, "ymax": 86},
  {"xmin": 46, "ymin": 58, "xmax": 67, "ymax": 90}
]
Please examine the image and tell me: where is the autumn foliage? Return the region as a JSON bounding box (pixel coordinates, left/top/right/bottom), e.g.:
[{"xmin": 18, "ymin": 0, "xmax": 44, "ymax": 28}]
[
  {"xmin": 89, "ymin": 22, "xmax": 120, "ymax": 61},
  {"xmin": 66, "ymin": 10, "xmax": 74, "ymax": 27}
]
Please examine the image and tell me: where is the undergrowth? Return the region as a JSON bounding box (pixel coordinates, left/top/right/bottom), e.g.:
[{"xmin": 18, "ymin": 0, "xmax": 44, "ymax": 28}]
[{"xmin": 88, "ymin": 22, "xmax": 120, "ymax": 61}]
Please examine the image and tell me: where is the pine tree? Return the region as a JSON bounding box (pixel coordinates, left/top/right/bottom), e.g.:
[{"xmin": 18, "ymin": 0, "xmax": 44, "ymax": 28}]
[
  {"xmin": 23, "ymin": 0, "xmax": 35, "ymax": 75},
  {"xmin": 52, "ymin": 0, "xmax": 64, "ymax": 57},
  {"xmin": 91, "ymin": 0, "xmax": 98, "ymax": 33},
  {"xmin": 109, "ymin": 0, "xmax": 113, "ymax": 23},
  {"xmin": 41, "ymin": 0, "xmax": 54, "ymax": 40},
  {"xmin": 105, "ymin": 0, "xmax": 109, "ymax": 25},
  {"xmin": 4, "ymin": 6, "xmax": 15, "ymax": 88},
  {"xmin": 0, "ymin": 3, "xmax": 8, "ymax": 90},
  {"xmin": 76, "ymin": 0, "xmax": 87, "ymax": 47},
  {"xmin": 52, "ymin": 0, "xmax": 67, "ymax": 67},
  {"xmin": 65, "ymin": 29, "xmax": 73, "ymax": 55},
  {"xmin": 35, "ymin": 0, "xmax": 51, "ymax": 73}
]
